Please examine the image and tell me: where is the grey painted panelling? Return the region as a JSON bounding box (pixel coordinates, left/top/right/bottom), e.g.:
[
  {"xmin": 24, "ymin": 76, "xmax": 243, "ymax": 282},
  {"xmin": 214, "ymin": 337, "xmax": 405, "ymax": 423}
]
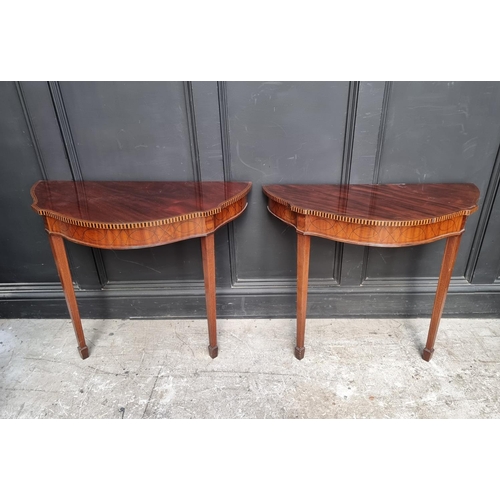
[
  {"xmin": 59, "ymin": 82, "xmax": 204, "ymax": 284},
  {"xmin": 2, "ymin": 81, "xmax": 500, "ymax": 320},
  {"xmin": 365, "ymin": 81, "xmax": 500, "ymax": 281},
  {"xmin": 0, "ymin": 82, "xmax": 58, "ymax": 283},
  {"xmin": 18, "ymin": 82, "xmax": 73, "ymax": 180},
  {"xmin": 3, "ymin": 286, "xmax": 500, "ymax": 319},
  {"xmin": 58, "ymin": 81, "xmax": 194, "ymax": 181},
  {"xmin": 226, "ymin": 81, "xmax": 350, "ymax": 282},
  {"xmin": 378, "ymin": 82, "xmax": 500, "ymax": 184},
  {"xmin": 17, "ymin": 82, "xmax": 104, "ymax": 289},
  {"xmin": 340, "ymin": 81, "xmax": 387, "ymax": 286},
  {"xmin": 470, "ymin": 163, "xmax": 500, "ymax": 284},
  {"xmin": 349, "ymin": 81, "xmax": 387, "ymax": 184},
  {"xmin": 101, "ymin": 244, "xmax": 203, "ymax": 283},
  {"xmin": 191, "ymin": 81, "xmax": 224, "ymax": 181}
]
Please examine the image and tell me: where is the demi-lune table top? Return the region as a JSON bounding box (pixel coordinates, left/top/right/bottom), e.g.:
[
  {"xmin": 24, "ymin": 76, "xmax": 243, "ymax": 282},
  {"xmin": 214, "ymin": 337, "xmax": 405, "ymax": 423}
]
[
  {"xmin": 31, "ymin": 181, "xmax": 252, "ymax": 229},
  {"xmin": 30, "ymin": 180, "xmax": 252, "ymax": 360},
  {"xmin": 263, "ymin": 182, "xmax": 480, "ymax": 361},
  {"xmin": 263, "ymin": 183, "xmax": 480, "ymax": 248},
  {"xmin": 262, "ymin": 183, "xmax": 480, "ymax": 226}
]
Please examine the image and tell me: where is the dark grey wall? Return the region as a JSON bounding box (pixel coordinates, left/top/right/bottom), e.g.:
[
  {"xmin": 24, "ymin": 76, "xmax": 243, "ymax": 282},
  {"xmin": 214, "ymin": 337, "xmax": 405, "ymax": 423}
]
[{"xmin": 2, "ymin": 81, "xmax": 500, "ymax": 319}]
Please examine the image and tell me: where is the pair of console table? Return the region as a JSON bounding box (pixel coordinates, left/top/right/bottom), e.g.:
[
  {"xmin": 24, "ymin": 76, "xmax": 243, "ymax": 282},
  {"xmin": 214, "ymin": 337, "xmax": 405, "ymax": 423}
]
[{"xmin": 31, "ymin": 181, "xmax": 479, "ymax": 361}]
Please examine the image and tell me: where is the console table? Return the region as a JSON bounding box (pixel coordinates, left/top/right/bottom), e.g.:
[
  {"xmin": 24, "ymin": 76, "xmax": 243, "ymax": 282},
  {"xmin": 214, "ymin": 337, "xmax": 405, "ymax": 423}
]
[
  {"xmin": 31, "ymin": 180, "xmax": 252, "ymax": 359},
  {"xmin": 263, "ymin": 183, "xmax": 480, "ymax": 361}
]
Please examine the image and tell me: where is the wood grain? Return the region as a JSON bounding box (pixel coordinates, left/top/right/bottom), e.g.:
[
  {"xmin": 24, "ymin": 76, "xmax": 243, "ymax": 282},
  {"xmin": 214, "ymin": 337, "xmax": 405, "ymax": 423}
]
[
  {"xmin": 32, "ymin": 181, "xmax": 252, "ymax": 359},
  {"xmin": 48, "ymin": 234, "xmax": 89, "ymax": 359},
  {"xmin": 263, "ymin": 182, "xmax": 479, "ymax": 361},
  {"xmin": 263, "ymin": 183, "xmax": 479, "ymax": 226},
  {"xmin": 423, "ymin": 234, "xmax": 463, "ymax": 361},
  {"xmin": 201, "ymin": 233, "xmax": 218, "ymax": 358},
  {"xmin": 43, "ymin": 197, "xmax": 247, "ymax": 249},
  {"xmin": 295, "ymin": 233, "xmax": 310, "ymax": 360},
  {"xmin": 267, "ymin": 197, "xmax": 467, "ymax": 247},
  {"xmin": 32, "ymin": 181, "xmax": 251, "ymax": 229}
]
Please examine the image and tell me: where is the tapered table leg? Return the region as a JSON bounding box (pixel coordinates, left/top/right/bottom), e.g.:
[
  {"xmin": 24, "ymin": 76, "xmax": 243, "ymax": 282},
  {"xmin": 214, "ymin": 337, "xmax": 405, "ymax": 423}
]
[
  {"xmin": 295, "ymin": 232, "xmax": 311, "ymax": 360},
  {"xmin": 423, "ymin": 234, "xmax": 462, "ymax": 361},
  {"xmin": 48, "ymin": 233, "xmax": 89, "ymax": 359},
  {"xmin": 201, "ymin": 233, "xmax": 218, "ymax": 358}
]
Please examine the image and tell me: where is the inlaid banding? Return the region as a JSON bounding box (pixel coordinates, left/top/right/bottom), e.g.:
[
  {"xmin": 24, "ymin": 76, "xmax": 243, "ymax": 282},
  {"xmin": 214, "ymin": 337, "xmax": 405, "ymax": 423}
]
[
  {"xmin": 264, "ymin": 185, "xmax": 479, "ymax": 227},
  {"xmin": 31, "ymin": 181, "xmax": 251, "ymax": 230}
]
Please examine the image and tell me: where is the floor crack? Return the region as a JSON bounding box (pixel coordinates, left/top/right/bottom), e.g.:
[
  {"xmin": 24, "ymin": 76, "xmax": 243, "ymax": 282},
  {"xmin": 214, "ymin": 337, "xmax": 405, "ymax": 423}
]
[{"xmin": 141, "ymin": 366, "xmax": 163, "ymax": 419}]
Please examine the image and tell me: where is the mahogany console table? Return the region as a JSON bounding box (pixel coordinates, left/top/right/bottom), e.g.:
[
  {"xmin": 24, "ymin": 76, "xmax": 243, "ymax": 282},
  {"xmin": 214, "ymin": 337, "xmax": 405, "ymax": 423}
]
[
  {"xmin": 263, "ymin": 183, "xmax": 480, "ymax": 361},
  {"xmin": 31, "ymin": 180, "xmax": 252, "ymax": 359}
]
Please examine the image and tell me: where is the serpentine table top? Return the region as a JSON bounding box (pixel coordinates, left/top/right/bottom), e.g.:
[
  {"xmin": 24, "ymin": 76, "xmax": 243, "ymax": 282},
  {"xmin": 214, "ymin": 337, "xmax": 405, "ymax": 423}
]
[
  {"xmin": 31, "ymin": 180, "xmax": 252, "ymax": 359},
  {"xmin": 263, "ymin": 183, "xmax": 480, "ymax": 360}
]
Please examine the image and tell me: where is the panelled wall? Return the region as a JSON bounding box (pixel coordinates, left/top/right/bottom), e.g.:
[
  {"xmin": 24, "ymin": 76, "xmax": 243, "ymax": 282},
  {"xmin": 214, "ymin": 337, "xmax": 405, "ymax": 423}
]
[{"xmin": 2, "ymin": 81, "xmax": 500, "ymax": 319}]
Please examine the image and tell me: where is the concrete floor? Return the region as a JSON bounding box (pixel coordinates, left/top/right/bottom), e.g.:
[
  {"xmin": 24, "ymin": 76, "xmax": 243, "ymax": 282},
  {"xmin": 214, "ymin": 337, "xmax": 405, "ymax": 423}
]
[{"xmin": 0, "ymin": 317, "xmax": 499, "ymax": 418}]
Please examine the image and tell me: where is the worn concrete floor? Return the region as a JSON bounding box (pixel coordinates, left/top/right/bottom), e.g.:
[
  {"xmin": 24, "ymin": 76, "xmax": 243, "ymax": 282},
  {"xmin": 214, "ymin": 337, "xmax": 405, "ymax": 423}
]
[{"xmin": 0, "ymin": 317, "xmax": 499, "ymax": 418}]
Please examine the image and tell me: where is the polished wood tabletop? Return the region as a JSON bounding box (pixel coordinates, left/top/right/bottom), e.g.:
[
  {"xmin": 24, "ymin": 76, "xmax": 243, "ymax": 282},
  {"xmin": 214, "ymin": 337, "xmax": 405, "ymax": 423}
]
[
  {"xmin": 263, "ymin": 183, "xmax": 480, "ymax": 361},
  {"xmin": 263, "ymin": 183, "xmax": 479, "ymax": 247},
  {"xmin": 32, "ymin": 181, "xmax": 251, "ymax": 249},
  {"xmin": 263, "ymin": 183, "xmax": 479, "ymax": 225},
  {"xmin": 32, "ymin": 181, "xmax": 252, "ymax": 359},
  {"xmin": 32, "ymin": 181, "xmax": 252, "ymax": 229}
]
